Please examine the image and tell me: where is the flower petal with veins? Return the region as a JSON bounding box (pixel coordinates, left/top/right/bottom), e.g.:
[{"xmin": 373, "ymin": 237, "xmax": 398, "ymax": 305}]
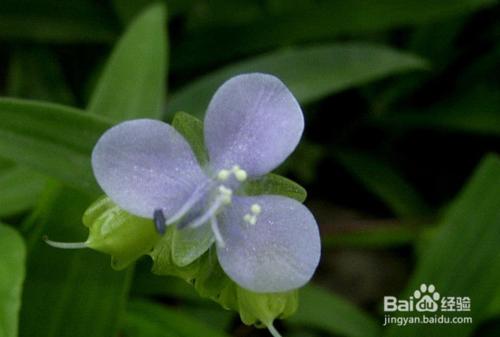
[
  {"xmin": 92, "ymin": 119, "xmax": 208, "ymax": 218},
  {"xmin": 204, "ymin": 73, "xmax": 304, "ymax": 177},
  {"xmin": 216, "ymin": 195, "xmax": 321, "ymax": 293}
]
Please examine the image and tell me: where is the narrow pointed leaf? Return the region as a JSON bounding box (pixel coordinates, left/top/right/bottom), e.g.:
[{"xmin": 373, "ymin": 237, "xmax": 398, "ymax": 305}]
[
  {"xmin": 289, "ymin": 285, "xmax": 381, "ymax": 337},
  {"xmin": 2, "ymin": 46, "xmax": 74, "ymax": 216},
  {"xmin": 20, "ymin": 185, "xmax": 132, "ymax": 337},
  {"xmin": 0, "ymin": 98, "xmax": 113, "ymax": 195},
  {"xmin": 123, "ymin": 299, "xmax": 230, "ymax": 337},
  {"xmin": 0, "ymin": 166, "xmax": 47, "ymax": 217},
  {"xmin": 89, "ymin": 3, "xmax": 168, "ymax": 120},
  {"xmin": 385, "ymin": 154, "xmax": 500, "ymax": 337}
]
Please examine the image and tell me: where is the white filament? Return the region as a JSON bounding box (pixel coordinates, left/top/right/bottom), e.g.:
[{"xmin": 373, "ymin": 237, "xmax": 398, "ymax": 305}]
[
  {"xmin": 210, "ymin": 216, "xmax": 225, "ymax": 248},
  {"xmin": 167, "ymin": 181, "xmax": 213, "ymax": 225},
  {"xmin": 44, "ymin": 236, "xmax": 87, "ymax": 249},
  {"xmin": 186, "ymin": 185, "xmax": 233, "ymax": 229}
]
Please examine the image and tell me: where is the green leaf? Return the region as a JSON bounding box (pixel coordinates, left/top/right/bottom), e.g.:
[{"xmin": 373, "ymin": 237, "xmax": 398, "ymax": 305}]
[
  {"xmin": 173, "ymin": 0, "xmax": 491, "ymax": 71},
  {"xmin": 131, "ymin": 264, "xmax": 200, "ymax": 301},
  {"xmin": 334, "ymin": 150, "xmax": 430, "ymax": 218},
  {"xmin": 131, "ymin": 265, "xmax": 236, "ymax": 329},
  {"xmin": 0, "ymin": 223, "xmax": 26, "ymax": 337},
  {"xmin": 289, "ymin": 285, "xmax": 381, "ymax": 337},
  {"xmin": 373, "ymin": 16, "xmax": 467, "ymax": 112},
  {"xmin": 278, "ymin": 140, "xmax": 324, "ymax": 184},
  {"xmin": 180, "ymin": 304, "xmax": 235, "ymax": 331},
  {"xmin": 88, "ymin": 3, "xmax": 167, "ymax": 120},
  {"xmin": 385, "ymin": 154, "xmax": 500, "ymax": 337},
  {"xmin": 167, "ymin": 43, "xmax": 428, "ymax": 118},
  {"xmin": 0, "ymin": 98, "xmax": 113, "ymax": 195},
  {"xmin": 2, "ymin": 45, "xmax": 74, "ymax": 217},
  {"xmin": 0, "ymin": 166, "xmax": 47, "ymax": 217},
  {"xmin": 19, "ymin": 185, "xmax": 133, "ymax": 337},
  {"xmin": 122, "ymin": 299, "xmax": 230, "ymax": 337},
  {"xmin": 243, "ymin": 173, "xmax": 307, "ymax": 203},
  {"xmin": 83, "ymin": 196, "xmax": 160, "ymax": 270},
  {"xmin": 486, "ymin": 290, "xmax": 500, "ymax": 319},
  {"xmin": 0, "ymin": 0, "xmax": 116, "ymax": 42}
]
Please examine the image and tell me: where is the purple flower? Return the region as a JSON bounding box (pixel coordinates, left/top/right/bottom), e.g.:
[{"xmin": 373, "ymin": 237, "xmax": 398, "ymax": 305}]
[{"xmin": 92, "ymin": 73, "xmax": 321, "ymax": 293}]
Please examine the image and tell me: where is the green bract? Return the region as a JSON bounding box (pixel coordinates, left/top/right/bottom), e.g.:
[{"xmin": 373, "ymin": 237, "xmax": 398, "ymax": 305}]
[{"xmin": 83, "ymin": 196, "xmax": 160, "ymax": 270}]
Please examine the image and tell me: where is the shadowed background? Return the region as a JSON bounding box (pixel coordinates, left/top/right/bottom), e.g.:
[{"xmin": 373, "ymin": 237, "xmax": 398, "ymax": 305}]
[{"xmin": 0, "ymin": 1, "xmax": 500, "ymax": 337}]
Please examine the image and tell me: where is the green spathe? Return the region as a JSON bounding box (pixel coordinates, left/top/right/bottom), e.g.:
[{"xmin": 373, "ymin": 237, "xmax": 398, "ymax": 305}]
[{"xmin": 83, "ymin": 196, "xmax": 160, "ymax": 270}]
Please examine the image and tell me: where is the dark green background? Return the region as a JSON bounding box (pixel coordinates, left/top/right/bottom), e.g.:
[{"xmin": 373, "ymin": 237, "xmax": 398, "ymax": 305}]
[{"xmin": 0, "ymin": 1, "xmax": 499, "ymax": 337}]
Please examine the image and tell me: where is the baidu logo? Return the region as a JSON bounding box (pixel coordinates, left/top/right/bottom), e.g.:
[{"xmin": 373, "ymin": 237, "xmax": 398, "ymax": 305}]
[
  {"xmin": 413, "ymin": 283, "xmax": 440, "ymax": 312},
  {"xmin": 384, "ymin": 283, "xmax": 471, "ymax": 313}
]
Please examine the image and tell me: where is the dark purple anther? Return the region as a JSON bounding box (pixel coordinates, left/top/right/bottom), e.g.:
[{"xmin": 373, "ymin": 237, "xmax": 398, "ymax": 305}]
[{"xmin": 153, "ymin": 209, "xmax": 166, "ymax": 234}]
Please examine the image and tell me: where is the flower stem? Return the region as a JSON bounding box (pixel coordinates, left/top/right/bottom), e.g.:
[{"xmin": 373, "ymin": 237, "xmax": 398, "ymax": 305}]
[{"xmin": 267, "ymin": 324, "xmax": 283, "ymax": 337}]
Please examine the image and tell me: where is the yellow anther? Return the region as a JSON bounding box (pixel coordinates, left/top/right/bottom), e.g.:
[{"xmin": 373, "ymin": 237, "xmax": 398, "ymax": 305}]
[
  {"xmin": 234, "ymin": 168, "xmax": 248, "ymax": 182},
  {"xmin": 218, "ymin": 185, "xmax": 233, "ymax": 204},
  {"xmin": 243, "ymin": 211, "xmax": 258, "ymax": 225},
  {"xmin": 250, "ymin": 203, "xmax": 261, "ymax": 214},
  {"xmin": 218, "ymin": 185, "xmax": 232, "ymax": 195},
  {"xmin": 217, "ymin": 169, "xmax": 230, "ymax": 181}
]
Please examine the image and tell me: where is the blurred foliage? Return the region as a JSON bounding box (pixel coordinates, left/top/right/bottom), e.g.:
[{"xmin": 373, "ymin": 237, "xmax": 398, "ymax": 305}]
[
  {"xmin": 0, "ymin": 0, "xmax": 499, "ymax": 337},
  {"xmin": 0, "ymin": 223, "xmax": 25, "ymax": 337}
]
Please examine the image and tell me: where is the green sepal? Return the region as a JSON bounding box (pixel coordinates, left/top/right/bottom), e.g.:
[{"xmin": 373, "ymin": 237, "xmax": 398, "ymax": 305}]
[
  {"xmin": 237, "ymin": 287, "xmax": 298, "ymax": 327},
  {"xmin": 243, "ymin": 173, "xmax": 307, "ymax": 202},
  {"xmin": 172, "ymin": 111, "xmax": 307, "ymax": 202},
  {"xmin": 82, "ymin": 196, "xmax": 160, "ymax": 270},
  {"xmin": 171, "ymin": 223, "xmax": 214, "ymax": 267},
  {"xmin": 194, "ymin": 250, "xmax": 299, "ymax": 327},
  {"xmin": 149, "ymin": 226, "xmax": 202, "ymax": 283},
  {"xmin": 172, "ymin": 111, "xmax": 208, "ymax": 166}
]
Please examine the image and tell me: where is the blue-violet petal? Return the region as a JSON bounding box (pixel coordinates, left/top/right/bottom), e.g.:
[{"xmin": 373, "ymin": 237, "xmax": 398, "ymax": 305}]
[
  {"xmin": 204, "ymin": 73, "xmax": 304, "ymax": 177},
  {"xmin": 92, "ymin": 119, "xmax": 207, "ymax": 219},
  {"xmin": 216, "ymin": 195, "xmax": 321, "ymax": 292}
]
